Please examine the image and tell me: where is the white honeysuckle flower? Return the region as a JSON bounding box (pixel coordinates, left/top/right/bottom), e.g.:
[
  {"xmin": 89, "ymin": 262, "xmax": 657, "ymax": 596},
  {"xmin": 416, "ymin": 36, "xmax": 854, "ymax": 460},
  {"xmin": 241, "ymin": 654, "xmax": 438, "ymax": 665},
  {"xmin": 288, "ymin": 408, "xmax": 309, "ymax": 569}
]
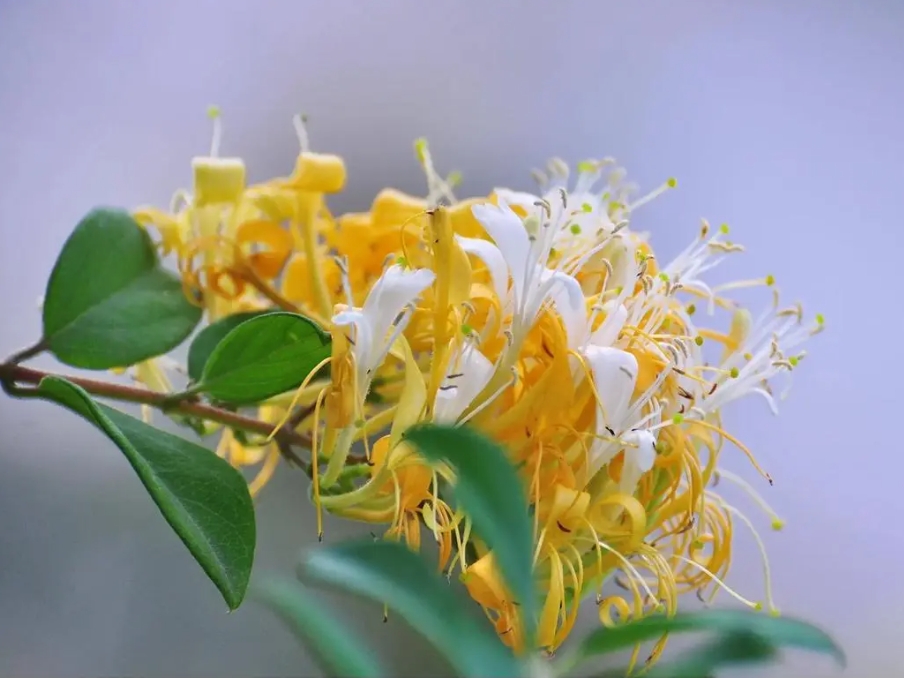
[
  {"xmin": 468, "ymin": 200, "xmax": 586, "ymax": 344},
  {"xmin": 332, "ymin": 264, "xmax": 435, "ymax": 399},
  {"xmin": 617, "ymin": 429, "xmax": 658, "ymax": 496},
  {"xmin": 433, "ymin": 341, "xmax": 495, "ymax": 424}
]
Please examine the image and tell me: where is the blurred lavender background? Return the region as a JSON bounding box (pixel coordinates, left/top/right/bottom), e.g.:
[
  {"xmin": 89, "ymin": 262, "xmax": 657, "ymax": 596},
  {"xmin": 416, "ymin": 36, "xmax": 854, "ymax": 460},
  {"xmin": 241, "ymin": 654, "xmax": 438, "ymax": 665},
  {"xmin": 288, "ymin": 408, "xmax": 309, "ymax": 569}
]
[{"xmin": 1, "ymin": 1, "xmax": 901, "ymax": 676}]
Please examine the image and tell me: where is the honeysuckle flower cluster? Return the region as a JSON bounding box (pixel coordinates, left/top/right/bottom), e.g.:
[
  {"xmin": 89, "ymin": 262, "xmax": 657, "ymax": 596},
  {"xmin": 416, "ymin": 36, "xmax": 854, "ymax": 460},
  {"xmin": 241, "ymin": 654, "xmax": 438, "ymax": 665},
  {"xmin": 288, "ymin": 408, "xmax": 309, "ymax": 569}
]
[{"xmin": 131, "ymin": 110, "xmax": 823, "ymax": 668}]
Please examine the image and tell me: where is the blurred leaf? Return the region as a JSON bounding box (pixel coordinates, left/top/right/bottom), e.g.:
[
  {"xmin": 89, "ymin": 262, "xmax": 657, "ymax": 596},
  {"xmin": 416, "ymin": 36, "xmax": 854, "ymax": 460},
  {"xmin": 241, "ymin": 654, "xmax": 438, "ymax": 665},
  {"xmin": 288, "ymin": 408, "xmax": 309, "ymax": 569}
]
[
  {"xmin": 32, "ymin": 376, "xmax": 255, "ymax": 610},
  {"xmin": 42, "ymin": 207, "xmax": 201, "ymax": 369},
  {"xmin": 625, "ymin": 631, "xmax": 776, "ymax": 678},
  {"xmin": 187, "ymin": 310, "xmax": 277, "ymax": 382},
  {"xmin": 561, "ymin": 609, "xmax": 845, "ymax": 675},
  {"xmin": 198, "ymin": 312, "xmax": 330, "ymax": 404},
  {"xmin": 255, "ymin": 578, "xmax": 384, "ymax": 678},
  {"xmin": 299, "ymin": 539, "xmax": 523, "ymax": 678},
  {"xmin": 402, "ymin": 423, "xmax": 537, "ymax": 647}
]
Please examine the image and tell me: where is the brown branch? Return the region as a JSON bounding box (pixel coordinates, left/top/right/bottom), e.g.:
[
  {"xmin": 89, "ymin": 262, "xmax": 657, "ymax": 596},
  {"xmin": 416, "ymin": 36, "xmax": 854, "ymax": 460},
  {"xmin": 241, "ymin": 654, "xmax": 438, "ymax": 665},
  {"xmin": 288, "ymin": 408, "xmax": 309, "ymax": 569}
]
[{"xmin": 0, "ymin": 363, "xmax": 313, "ymax": 448}]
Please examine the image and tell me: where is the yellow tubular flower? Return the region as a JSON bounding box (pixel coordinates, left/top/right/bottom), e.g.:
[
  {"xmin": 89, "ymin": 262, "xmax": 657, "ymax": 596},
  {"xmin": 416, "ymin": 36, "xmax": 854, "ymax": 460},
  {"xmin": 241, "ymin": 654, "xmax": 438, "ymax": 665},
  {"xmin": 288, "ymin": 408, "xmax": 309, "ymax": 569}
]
[{"xmin": 133, "ymin": 123, "xmax": 822, "ymax": 662}]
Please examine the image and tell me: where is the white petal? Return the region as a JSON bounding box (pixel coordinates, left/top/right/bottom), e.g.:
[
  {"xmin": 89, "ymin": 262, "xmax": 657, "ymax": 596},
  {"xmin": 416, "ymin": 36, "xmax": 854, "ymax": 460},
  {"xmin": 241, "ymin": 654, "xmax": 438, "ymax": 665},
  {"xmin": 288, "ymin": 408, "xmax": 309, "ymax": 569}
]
[
  {"xmin": 492, "ymin": 188, "xmax": 538, "ymax": 209},
  {"xmin": 362, "ymin": 265, "xmax": 435, "ymax": 367},
  {"xmin": 433, "ymin": 344, "xmax": 495, "ymax": 424},
  {"xmin": 471, "ymin": 202, "xmax": 531, "ymax": 306},
  {"xmin": 543, "ymin": 270, "xmax": 587, "ymax": 349},
  {"xmin": 584, "ymin": 346, "xmax": 638, "ymax": 470},
  {"xmin": 456, "ymin": 235, "xmax": 509, "ymax": 305},
  {"xmin": 618, "ymin": 430, "xmax": 657, "ymax": 495},
  {"xmin": 590, "ymin": 301, "xmax": 628, "ymax": 347},
  {"xmin": 331, "ymin": 309, "xmax": 374, "ymax": 385}
]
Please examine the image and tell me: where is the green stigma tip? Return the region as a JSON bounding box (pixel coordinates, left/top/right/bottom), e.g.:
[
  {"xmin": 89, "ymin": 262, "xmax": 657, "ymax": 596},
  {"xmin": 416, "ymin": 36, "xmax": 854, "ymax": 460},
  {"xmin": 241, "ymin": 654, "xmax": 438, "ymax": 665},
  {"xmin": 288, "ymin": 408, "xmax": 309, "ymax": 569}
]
[
  {"xmin": 658, "ymin": 272, "xmax": 669, "ymax": 282},
  {"xmin": 577, "ymin": 160, "xmax": 596, "ymax": 173},
  {"xmin": 765, "ymin": 274, "xmax": 776, "ymax": 286},
  {"xmin": 206, "ymin": 105, "xmax": 221, "ymax": 119},
  {"xmin": 666, "ymin": 177, "xmax": 677, "ymax": 188},
  {"xmin": 396, "ymin": 255, "xmax": 408, "ymax": 268},
  {"xmin": 569, "ymin": 223, "xmax": 582, "ymax": 235},
  {"xmin": 815, "ymin": 313, "xmax": 825, "ymax": 325},
  {"xmin": 719, "ymin": 223, "xmax": 730, "ymax": 234},
  {"xmin": 447, "ymin": 170, "xmax": 463, "ymax": 187},
  {"xmin": 771, "ymin": 519, "xmax": 785, "ymax": 531},
  {"xmin": 694, "ymin": 336, "xmax": 704, "ymax": 346},
  {"xmin": 769, "ymin": 608, "xmax": 782, "ymax": 618},
  {"xmin": 581, "ymin": 202, "xmax": 593, "ymax": 213},
  {"xmin": 730, "ymin": 367, "xmax": 740, "ymax": 378},
  {"xmin": 789, "ymin": 356, "xmax": 799, "ymax": 367},
  {"xmin": 672, "ymin": 413, "xmax": 684, "ymax": 425},
  {"xmin": 414, "ymin": 138, "xmax": 428, "ymax": 163},
  {"xmin": 686, "ymin": 303, "xmax": 696, "ymax": 316},
  {"xmin": 461, "ymin": 323, "xmax": 473, "ymax": 335}
]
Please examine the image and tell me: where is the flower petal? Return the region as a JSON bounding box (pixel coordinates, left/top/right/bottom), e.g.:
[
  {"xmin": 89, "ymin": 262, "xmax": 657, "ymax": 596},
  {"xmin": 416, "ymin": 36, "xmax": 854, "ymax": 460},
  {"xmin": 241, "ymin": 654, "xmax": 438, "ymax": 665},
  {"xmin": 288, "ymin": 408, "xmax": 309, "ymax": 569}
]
[
  {"xmin": 456, "ymin": 235, "xmax": 509, "ymax": 306},
  {"xmin": 362, "ymin": 265, "xmax": 435, "ymax": 364},
  {"xmin": 584, "ymin": 345, "xmax": 638, "ymax": 471},
  {"xmin": 434, "ymin": 343, "xmax": 495, "ymax": 423},
  {"xmin": 590, "ymin": 301, "xmax": 628, "ymax": 347},
  {"xmin": 471, "ymin": 202, "xmax": 531, "ymax": 306},
  {"xmin": 542, "ymin": 270, "xmax": 587, "ymax": 349},
  {"xmin": 618, "ymin": 430, "xmax": 657, "ymax": 495},
  {"xmin": 492, "ymin": 188, "xmax": 538, "ymax": 210},
  {"xmin": 331, "ymin": 309, "xmax": 374, "ymax": 385}
]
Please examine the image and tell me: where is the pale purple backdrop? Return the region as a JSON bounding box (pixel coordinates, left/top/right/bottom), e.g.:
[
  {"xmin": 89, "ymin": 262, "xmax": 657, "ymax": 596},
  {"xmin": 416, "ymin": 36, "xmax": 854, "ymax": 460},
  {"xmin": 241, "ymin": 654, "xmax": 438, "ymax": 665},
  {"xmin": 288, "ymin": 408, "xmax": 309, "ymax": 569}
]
[{"xmin": 1, "ymin": 2, "xmax": 900, "ymax": 676}]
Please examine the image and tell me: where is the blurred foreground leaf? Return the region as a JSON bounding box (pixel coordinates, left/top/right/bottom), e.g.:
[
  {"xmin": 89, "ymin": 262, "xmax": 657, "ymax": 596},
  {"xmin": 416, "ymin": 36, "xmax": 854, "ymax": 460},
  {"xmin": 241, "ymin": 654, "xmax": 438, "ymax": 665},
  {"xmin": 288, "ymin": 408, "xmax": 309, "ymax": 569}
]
[
  {"xmin": 402, "ymin": 423, "xmax": 537, "ymax": 647},
  {"xmin": 255, "ymin": 578, "xmax": 384, "ymax": 678},
  {"xmin": 299, "ymin": 539, "xmax": 523, "ymax": 678},
  {"xmin": 562, "ymin": 609, "xmax": 845, "ymax": 676}
]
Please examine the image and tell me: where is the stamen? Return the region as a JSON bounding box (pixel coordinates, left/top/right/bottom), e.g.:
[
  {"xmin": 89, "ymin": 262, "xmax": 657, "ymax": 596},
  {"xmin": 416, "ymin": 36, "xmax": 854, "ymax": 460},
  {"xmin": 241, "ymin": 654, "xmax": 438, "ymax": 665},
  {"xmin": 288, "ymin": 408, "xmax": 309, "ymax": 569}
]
[
  {"xmin": 292, "ymin": 113, "xmax": 310, "ymax": 153},
  {"xmin": 721, "ymin": 503, "xmax": 778, "ymax": 613},
  {"xmin": 207, "ymin": 105, "xmax": 222, "ymax": 157},
  {"xmin": 673, "ymin": 555, "xmax": 760, "ymax": 609}
]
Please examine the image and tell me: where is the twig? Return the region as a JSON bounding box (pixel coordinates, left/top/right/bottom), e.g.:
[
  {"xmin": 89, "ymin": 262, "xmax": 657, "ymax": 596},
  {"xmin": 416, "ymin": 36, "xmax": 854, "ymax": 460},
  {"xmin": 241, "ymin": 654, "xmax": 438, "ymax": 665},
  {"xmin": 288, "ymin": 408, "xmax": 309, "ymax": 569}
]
[
  {"xmin": 0, "ymin": 362, "xmax": 313, "ymax": 448},
  {"xmin": 5, "ymin": 340, "xmax": 47, "ymax": 366}
]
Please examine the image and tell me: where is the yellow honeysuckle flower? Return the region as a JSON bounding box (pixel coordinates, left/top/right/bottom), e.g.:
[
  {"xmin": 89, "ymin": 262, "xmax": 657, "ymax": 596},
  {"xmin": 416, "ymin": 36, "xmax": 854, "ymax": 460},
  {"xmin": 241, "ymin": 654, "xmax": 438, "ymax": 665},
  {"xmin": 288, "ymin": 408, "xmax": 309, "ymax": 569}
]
[{"xmin": 129, "ymin": 118, "xmax": 822, "ymax": 663}]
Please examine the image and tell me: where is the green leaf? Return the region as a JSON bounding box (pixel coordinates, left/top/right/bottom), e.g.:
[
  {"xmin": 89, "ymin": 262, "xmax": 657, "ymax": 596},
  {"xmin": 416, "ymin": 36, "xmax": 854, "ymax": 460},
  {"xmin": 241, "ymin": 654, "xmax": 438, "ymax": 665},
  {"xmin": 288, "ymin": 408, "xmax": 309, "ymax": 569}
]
[
  {"xmin": 560, "ymin": 609, "xmax": 845, "ymax": 675},
  {"xmin": 640, "ymin": 631, "xmax": 777, "ymax": 678},
  {"xmin": 32, "ymin": 376, "xmax": 255, "ymax": 610},
  {"xmin": 42, "ymin": 208, "xmax": 202, "ymax": 369},
  {"xmin": 198, "ymin": 312, "xmax": 330, "ymax": 404},
  {"xmin": 402, "ymin": 423, "xmax": 537, "ymax": 647},
  {"xmin": 255, "ymin": 578, "xmax": 384, "ymax": 678},
  {"xmin": 299, "ymin": 539, "xmax": 523, "ymax": 678},
  {"xmin": 187, "ymin": 310, "xmax": 276, "ymax": 382}
]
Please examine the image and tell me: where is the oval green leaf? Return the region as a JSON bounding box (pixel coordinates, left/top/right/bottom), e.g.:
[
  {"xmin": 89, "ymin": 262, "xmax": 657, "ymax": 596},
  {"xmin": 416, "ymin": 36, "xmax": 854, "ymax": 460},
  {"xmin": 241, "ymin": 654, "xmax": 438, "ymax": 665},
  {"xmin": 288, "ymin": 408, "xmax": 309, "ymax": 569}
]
[
  {"xmin": 402, "ymin": 423, "xmax": 537, "ymax": 648},
  {"xmin": 561, "ymin": 609, "xmax": 845, "ymax": 675},
  {"xmin": 187, "ymin": 310, "xmax": 277, "ymax": 382},
  {"xmin": 255, "ymin": 578, "xmax": 385, "ymax": 678},
  {"xmin": 199, "ymin": 312, "xmax": 330, "ymax": 404},
  {"xmin": 299, "ymin": 539, "xmax": 523, "ymax": 678},
  {"xmin": 32, "ymin": 376, "xmax": 255, "ymax": 610},
  {"xmin": 42, "ymin": 208, "xmax": 202, "ymax": 369}
]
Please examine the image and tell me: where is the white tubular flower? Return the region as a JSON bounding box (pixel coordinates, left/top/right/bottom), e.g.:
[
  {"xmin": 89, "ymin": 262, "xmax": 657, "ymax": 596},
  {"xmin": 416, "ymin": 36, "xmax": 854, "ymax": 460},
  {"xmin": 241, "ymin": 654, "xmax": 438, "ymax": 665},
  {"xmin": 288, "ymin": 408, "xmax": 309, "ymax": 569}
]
[
  {"xmin": 332, "ymin": 264, "xmax": 435, "ymax": 400},
  {"xmin": 433, "ymin": 341, "xmax": 495, "ymax": 424},
  {"xmin": 466, "ymin": 199, "xmax": 585, "ymax": 345}
]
